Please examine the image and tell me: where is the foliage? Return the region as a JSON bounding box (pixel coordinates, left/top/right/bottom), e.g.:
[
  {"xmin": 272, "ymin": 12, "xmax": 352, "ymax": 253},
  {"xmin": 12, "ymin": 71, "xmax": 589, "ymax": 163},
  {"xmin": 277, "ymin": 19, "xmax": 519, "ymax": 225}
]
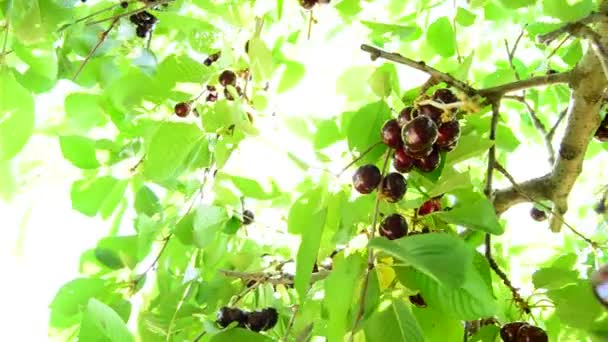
[{"xmin": 1, "ymin": 0, "xmax": 608, "ymax": 341}]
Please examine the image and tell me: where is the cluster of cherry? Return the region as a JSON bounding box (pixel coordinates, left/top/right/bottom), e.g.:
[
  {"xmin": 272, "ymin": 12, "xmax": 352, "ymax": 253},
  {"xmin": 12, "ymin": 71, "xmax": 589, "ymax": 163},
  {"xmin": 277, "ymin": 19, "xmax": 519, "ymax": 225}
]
[
  {"xmin": 352, "ymin": 88, "xmax": 461, "ymax": 240},
  {"xmin": 500, "ymin": 322, "xmax": 548, "ymax": 342},
  {"xmin": 129, "ymin": 11, "xmax": 158, "ymax": 38},
  {"xmin": 216, "ymin": 307, "xmax": 278, "ymax": 332}
]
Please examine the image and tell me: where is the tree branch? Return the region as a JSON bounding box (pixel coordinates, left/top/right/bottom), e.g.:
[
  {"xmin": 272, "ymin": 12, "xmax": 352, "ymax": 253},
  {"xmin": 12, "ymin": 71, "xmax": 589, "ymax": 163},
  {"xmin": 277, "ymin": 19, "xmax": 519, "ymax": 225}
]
[
  {"xmin": 478, "ymin": 72, "xmax": 571, "ymax": 99},
  {"xmin": 219, "ymin": 269, "xmax": 330, "ymax": 285},
  {"xmin": 537, "ymin": 12, "xmax": 608, "ymax": 44}
]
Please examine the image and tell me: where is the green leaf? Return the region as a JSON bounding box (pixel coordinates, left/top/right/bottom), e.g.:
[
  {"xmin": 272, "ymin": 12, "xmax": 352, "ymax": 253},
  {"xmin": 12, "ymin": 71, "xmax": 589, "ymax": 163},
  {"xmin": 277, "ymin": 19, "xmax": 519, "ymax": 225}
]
[
  {"xmin": 314, "ymin": 119, "xmax": 341, "ymax": 149},
  {"xmin": 79, "ymin": 298, "xmax": 134, "ymax": 342},
  {"xmin": 543, "ymin": 0, "xmax": 593, "ymax": 22},
  {"xmin": 192, "ymin": 204, "xmax": 230, "ymax": 249},
  {"xmin": 364, "ymin": 299, "xmax": 425, "ymax": 342},
  {"xmin": 59, "ymin": 135, "xmax": 100, "ymax": 169},
  {"xmin": 455, "ymin": 7, "xmax": 476, "ymax": 26},
  {"xmin": 547, "ymin": 283, "xmax": 605, "ymax": 329},
  {"xmin": 325, "ymin": 253, "xmax": 365, "ymax": 342},
  {"xmin": 294, "ymin": 202, "xmax": 327, "ymax": 300},
  {"xmin": 64, "ymin": 93, "xmax": 107, "ymax": 131},
  {"xmin": 347, "ymin": 101, "xmax": 390, "ymax": 165},
  {"xmin": 96, "ymin": 235, "xmax": 139, "ymax": 269},
  {"xmin": 210, "ymin": 328, "xmax": 273, "ymax": 342},
  {"xmin": 368, "ymin": 63, "xmax": 399, "ymax": 98},
  {"xmin": 433, "ymin": 190, "xmax": 504, "ymax": 234},
  {"xmin": 499, "ymin": 0, "xmax": 536, "ymax": 8},
  {"xmin": 248, "ymin": 37, "xmax": 275, "ymax": 82},
  {"xmin": 225, "ymin": 175, "xmax": 281, "ymax": 200},
  {"xmin": 134, "ymin": 186, "xmax": 161, "ymax": 217},
  {"xmin": 445, "ymin": 134, "xmax": 494, "ymax": 165},
  {"xmin": 143, "ymin": 122, "xmax": 203, "ymax": 182},
  {"xmin": 71, "ymin": 176, "xmax": 128, "ymax": 218},
  {"xmin": 278, "ymin": 61, "xmax": 305, "ymax": 93},
  {"xmin": 50, "ymin": 278, "xmax": 108, "ymax": 328},
  {"xmin": 426, "ymin": 17, "xmax": 456, "ymax": 57},
  {"xmin": 470, "ymin": 324, "xmax": 501, "ymax": 342},
  {"xmin": 361, "ymin": 21, "xmax": 420, "ymax": 41},
  {"xmin": 412, "ymin": 305, "xmax": 463, "ymax": 342},
  {"xmin": 533, "ymin": 267, "xmax": 579, "ymax": 290},
  {"xmin": 369, "ymin": 233, "xmax": 471, "ymax": 288},
  {"xmin": 94, "ymin": 248, "xmax": 124, "ymax": 270},
  {"xmin": 0, "ymin": 69, "xmax": 35, "ymax": 161}
]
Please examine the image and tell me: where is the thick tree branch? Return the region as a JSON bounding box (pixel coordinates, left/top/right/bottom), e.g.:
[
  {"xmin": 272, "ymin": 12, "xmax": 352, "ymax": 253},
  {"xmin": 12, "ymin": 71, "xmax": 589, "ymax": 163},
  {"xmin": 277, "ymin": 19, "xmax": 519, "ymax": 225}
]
[
  {"xmin": 537, "ymin": 12, "xmax": 608, "ymax": 44},
  {"xmin": 478, "ymin": 72, "xmax": 571, "ymax": 99}
]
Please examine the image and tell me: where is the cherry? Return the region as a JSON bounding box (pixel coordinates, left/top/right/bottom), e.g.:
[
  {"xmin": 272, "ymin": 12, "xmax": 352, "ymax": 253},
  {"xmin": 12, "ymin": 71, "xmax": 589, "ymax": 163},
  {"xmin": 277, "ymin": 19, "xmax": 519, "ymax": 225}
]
[
  {"xmin": 397, "ymin": 107, "xmax": 415, "ymax": 127},
  {"xmin": 500, "ymin": 322, "xmax": 527, "ymax": 342},
  {"xmin": 436, "ymin": 121, "xmax": 460, "ymax": 148},
  {"xmin": 380, "ymin": 172, "xmax": 407, "ymax": 203},
  {"xmin": 120, "ymin": 1, "xmax": 129, "ymax": 8},
  {"xmin": 242, "ymin": 210, "xmax": 254, "ymax": 225},
  {"xmin": 224, "ymin": 86, "xmax": 242, "ymax": 101},
  {"xmin": 381, "ymin": 119, "xmax": 403, "ymax": 148},
  {"xmin": 530, "ymin": 207, "xmax": 548, "ymax": 221},
  {"xmin": 439, "ymin": 140, "xmax": 458, "ymax": 152},
  {"xmin": 517, "ymin": 325, "xmax": 548, "ymax": 342},
  {"xmin": 408, "ymin": 293, "xmax": 427, "ymax": 307},
  {"xmin": 204, "ymin": 51, "xmax": 221, "ymax": 66},
  {"xmin": 379, "ymin": 213, "xmax": 408, "ymax": 240},
  {"xmin": 352, "ymin": 165, "xmax": 382, "ymax": 194},
  {"xmin": 393, "ymin": 148, "xmax": 415, "ymax": 173},
  {"xmin": 595, "ymin": 116, "xmax": 608, "ymax": 142},
  {"xmin": 403, "ymin": 144, "xmax": 433, "ymax": 159},
  {"xmin": 418, "ymin": 104, "xmax": 442, "ymax": 124},
  {"xmin": 245, "ymin": 40, "xmax": 250, "ymax": 54},
  {"xmin": 135, "ymin": 25, "xmax": 149, "ymax": 38},
  {"xmin": 246, "ymin": 308, "xmax": 278, "ymax": 332},
  {"xmin": 433, "ymin": 88, "xmax": 458, "ymax": 104},
  {"xmin": 219, "ymin": 70, "xmax": 237, "ymax": 87},
  {"xmin": 418, "ymin": 198, "xmax": 442, "ymax": 216},
  {"xmin": 300, "ymin": 0, "xmax": 318, "ymax": 9},
  {"xmin": 414, "ymin": 147, "xmax": 441, "ymax": 172},
  {"xmin": 592, "ymin": 263, "xmax": 608, "ymax": 308},
  {"xmin": 595, "ymin": 200, "xmax": 606, "ymax": 214},
  {"xmin": 217, "ymin": 307, "xmax": 247, "ymax": 328},
  {"xmin": 402, "ymin": 116, "xmax": 438, "ymax": 152},
  {"xmin": 174, "ymin": 102, "xmax": 190, "ymax": 117},
  {"xmin": 206, "ymin": 93, "xmax": 218, "ymax": 102}
]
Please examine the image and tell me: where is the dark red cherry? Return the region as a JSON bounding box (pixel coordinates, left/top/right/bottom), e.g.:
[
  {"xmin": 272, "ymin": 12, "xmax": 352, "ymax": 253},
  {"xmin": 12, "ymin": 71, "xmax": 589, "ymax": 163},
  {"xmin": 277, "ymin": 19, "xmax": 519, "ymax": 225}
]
[
  {"xmin": 246, "ymin": 308, "xmax": 278, "ymax": 332},
  {"xmin": 403, "ymin": 144, "xmax": 433, "ymax": 159},
  {"xmin": 408, "ymin": 293, "xmax": 427, "ymax": 307},
  {"xmin": 204, "ymin": 51, "xmax": 221, "ymax": 66},
  {"xmin": 379, "ymin": 213, "xmax": 408, "ymax": 240},
  {"xmin": 530, "ymin": 207, "xmax": 548, "ymax": 222},
  {"xmin": 352, "ymin": 165, "xmax": 382, "ymax": 194},
  {"xmin": 120, "ymin": 1, "xmax": 129, "ymax": 8},
  {"xmin": 517, "ymin": 324, "xmax": 548, "ymax": 342},
  {"xmin": 380, "ymin": 172, "xmax": 407, "ymax": 202},
  {"xmin": 418, "ymin": 198, "xmax": 442, "ymax": 215},
  {"xmin": 174, "ymin": 102, "xmax": 190, "ymax": 117},
  {"xmin": 135, "ymin": 25, "xmax": 149, "ymax": 38},
  {"xmin": 217, "ymin": 307, "xmax": 247, "ymax": 328},
  {"xmin": 418, "ymin": 104, "xmax": 443, "ymax": 124},
  {"xmin": 219, "ymin": 70, "xmax": 237, "ymax": 87},
  {"xmin": 402, "ymin": 116, "xmax": 438, "ymax": 152},
  {"xmin": 596, "ymin": 116, "xmax": 608, "ymax": 142},
  {"xmin": 381, "ymin": 119, "xmax": 403, "ymax": 148},
  {"xmin": 592, "ymin": 263, "xmax": 608, "ymax": 308},
  {"xmin": 206, "ymin": 93, "xmax": 218, "ymax": 102},
  {"xmin": 439, "ymin": 140, "xmax": 458, "ymax": 152},
  {"xmin": 242, "ymin": 210, "xmax": 254, "ymax": 225},
  {"xmin": 393, "ymin": 148, "xmax": 415, "ymax": 173},
  {"xmin": 433, "ymin": 88, "xmax": 458, "ymax": 104},
  {"xmin": 436, "ymin": 121, "xmax": 460, "ymax": 148},
  {"xmin": 397, "ymin": 107, "xmax": 415, "ymax": 126},
  {"xmin": 500, "ymin": 322, "xmax": 527, "ymax": 342},
  {"xmin": 414, "ymin": 147, "xmax": 441, "ymax": 172},
  {"xmin": 299, "ymin": 0, "xmax": 318, "ymax": 9}
]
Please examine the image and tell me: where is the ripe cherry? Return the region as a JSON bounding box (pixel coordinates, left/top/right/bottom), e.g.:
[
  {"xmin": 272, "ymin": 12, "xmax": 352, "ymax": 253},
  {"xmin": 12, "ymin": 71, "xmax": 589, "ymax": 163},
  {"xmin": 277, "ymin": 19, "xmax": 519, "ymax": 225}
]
[
  {"xmin": 433, "ymin": 88, "xmax": 458, "ymax": 104},
  {"xmin": 418, "ymin": 104, "xmax": 443, "ymax": 124},
  {"xmin": 174, "ymin": 102, "xmax": 190, "ymax": 117},
  {"xmin": 300, "ymin": 0, "xmax": 318, "ymax": 9},
  {"xmin": 414, "ymin": 147, "xmax": 441, "ymax": 172},
  {"xmin": 592, "ymin": 263, "xmax": 608, "ymax": 308},
  {"xmin": 500, "ymin": 322, "xmax": 527, "ymax": 342},
  {"xmin": 206, "ymin": 93, "xmax": 218, "ymax": 102},
  {"xmin": 352, "ymin": 165, "xmax": 382, "ymax": 194},
  {"xmin": 397, "ymin": 107, "xmax": 415, "ymax": 126},
  {"xmin": 393, "ymin": 148, "xmax": 415, "ymax": 173},
  {"xmin": 381, "ymin": 119, "xmax": 403, "ymax": 148},
  {"xmin": 403, "ymin": 144, "xmax": 433, "ymax": 159},
  {"xmin": 379, "ymin": 213, "xmax": 408, "ymax": 240},
  {"xmin": 418, "ymin": 198, "xmax": 442, "ymax": 216},
  {"xmin": 402, "ymin": 116, "xmax": 438, "ymax": 152},
  {"xmin": 530, "ymin": 207, "xmax": 548, "ymax": 221},
  {"xmin": 408, "ymin": 293, "xmax": 427, "ymax": 307},
  {"xmin": 246, "ymin": 308, "xmax": 278, "ymax": 332},
  {"xmin": 219, "ymin": 70, "xmax": 237, "ymax": 87},
  {"xmin": 217, "ymin": 307, "xmax": 247, "ymax": 328},
  {"xmin": 242, "ymin": 210, "xmax": 254, "ymax": 225},
  {"xmin": 380, "ymin": 172, "xmax": 407, "ymax": 202},
  {"xmin": 517, "ymin": 325, "xmax": 548, "ymax": 342},
  {"xmin": 135, "ymin": 25, "xmax": 149, "ymax": 38},
  {"xmin": 436, "ymin": 121, "xmax": 460, "ymax": 148},
  {"xmin": 204, "ymin": 51, "xmax": 221, "ymax": 66},
  {"xmin": 595, "ymin": 115, "xmax": 608, "ymax": 142}
]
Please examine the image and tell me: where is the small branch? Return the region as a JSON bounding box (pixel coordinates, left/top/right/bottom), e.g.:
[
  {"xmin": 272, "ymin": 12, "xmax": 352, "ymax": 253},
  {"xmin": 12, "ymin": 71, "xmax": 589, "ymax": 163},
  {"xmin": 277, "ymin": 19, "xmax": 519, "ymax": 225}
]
[
  {"xmin": 135, "ymin": 233, "xmax": 172, "ymax": 284},
  {"xmin": 348, "ymin": 150, "xmax": 391, "ymax": 342},
  {"xmin": 537, "ymin": 12, "xmax": 608, "ymax": 44},
  {"xmin": 546, "ymin": 107, "xmax": 568, "ymax": 141},
  {"xmin": 478, "ymin": 72, "xmax": 572, "ymax": 99},
  {"xmin": 219, "ymin": 269, "xmax": 331, "ymax": 285},
  {"xmin": 337, "ymin": 141, "xmax": 383, "ymax": 177},
  {"xmin": 72, "ymin": 17, "xmax": 119, "ymax": 81},
  {"xmin": 282, "ymin": 305, "xmax": 299, "ymax": 342},
  {"xmin": 57, "ymin": 1, "xmax": 127, "ymax": 32},
  {"xmin": 360, "ymin": 44, "xmax": 477, "ymax": 96},
  {"xmin": 86, "ymin": 0, "xmax": 174, "ymax": 26},
  {"xmin": 1, "ymin": 17, "xmax": 10, "ymax": 65}
]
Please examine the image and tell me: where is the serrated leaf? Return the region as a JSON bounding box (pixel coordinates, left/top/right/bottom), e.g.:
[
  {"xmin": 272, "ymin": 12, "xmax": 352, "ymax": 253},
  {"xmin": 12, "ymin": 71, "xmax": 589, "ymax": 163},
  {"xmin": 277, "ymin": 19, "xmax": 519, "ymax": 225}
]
[
  {"xmin": 427, "ymin": 17, "xmax": 456, "ymax": 57},
  {"xmin": 364, "ymin": 299, "xmax": 425, "ymax": 342},
  {"xmin": 192, "ymin": 204, "xmax": 230, "ymax": 248},
  {"xmin": 325, "ymin": 253, "xmax": 365, "ymax": 342},
  {"xmin": 547, "ymin": 283, "xmax": 605, "ymax": 329},
  {"xmin": 59, "ymin": 135, "xmax": 100, "ymax": 169},
  {"xmin": 143, "ymin": 122, "xmax": 203, "ymax": 182},
  {"xmin": 368, "ymin": 63, "xmax": 399, "ymax": 98},
  {"xmin": 278, "ymin": 61, "xmax": 305, "ymax": 93},
  {"xmin": 79, "ymin": 298, "xmax": 134, "ymax": 342},
  {"xmin": 0, "ymin": 70, "xmax": 35, "ymax": 161},
  {"xmin": 347, "ymin": 101, "xmax": 390, "ymax": 165},
  {"xmin": 134, "ymin": 186, "xmax": 161, "ymax": 217},
  {"xmin": 543, "ymin": 0, "xmax": 593, "ymax": 22},
  {"xmin": 433, "ymin": 190, "xmax": 504, "ymax": 234},
  {"xmin": 455, "ymin": 7, "xmax": 476, "ymax": 26},
  {"xmin": 369, "ymin": 233, "xmax": 471, "ymax": 288}
]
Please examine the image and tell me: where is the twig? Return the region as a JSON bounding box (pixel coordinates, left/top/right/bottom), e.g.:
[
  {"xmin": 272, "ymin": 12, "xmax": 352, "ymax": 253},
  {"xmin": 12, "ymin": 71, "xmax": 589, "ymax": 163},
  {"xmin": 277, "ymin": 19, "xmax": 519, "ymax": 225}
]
[
  {"xmin": 537, "ymin": 12, "xmax": 608, "ymax": 44},
  {"xmin": 86, "ymin": 0, "xmax": 174, "ymax": 26},
  {"xmin": 478, "ymin": 71, "xmax": 571, "ymax": 99},
  {"xmin": 282, "ymin": 305, "xmax": 299, "ymax": 341},
  {"xmin": 192, "ymin": 331, "xmax": 206, "ymax": 342},
  {"xmin": 348, "ymin": 150, "xmax": 391, "ymax": 342},
  {"xmin": 360, "ymin": 44, "xmax": 478, "ymax": 96},
  {"xmin": 337, "ymin": 141, "xmax": 383, "ymax": 177},
  {"xmin": 1, "ymin": 17, "xmax": 10, "ymax": 65},
  {"xmin": 57, "ymin": 1, "xmax": 127, "ymax": 32},
  {"xmin": 219, "ymin": 269, "xmax": 331, "ymax": 285},
  {"xmin": 504, "ymin": 28, "xmax": 526, "ymax": 80},
  {"xmin": 135, "ymin": 233, "xmax": 172, "ymax": 284},
  {"xmin": 72, "ymin": 17, "xmax": 119, "ymax": 81},
  {"xmin": 130, "ymin": 155, "xmax": 145, "ymax": 173},
  {"xmin": 547, "ymin": 107, "xmax": 568, "ymax": 141}
]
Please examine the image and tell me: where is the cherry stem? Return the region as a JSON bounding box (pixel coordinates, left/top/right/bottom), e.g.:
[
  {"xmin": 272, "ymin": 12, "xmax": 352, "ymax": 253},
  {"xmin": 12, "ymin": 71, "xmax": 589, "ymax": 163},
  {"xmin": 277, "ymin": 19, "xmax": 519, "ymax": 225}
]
[
  {"xmin": 348, "ymin": 150, "xmax": 391, "ymax": 341},
  {"xmin": 337, "ymin": 141, "xmax": 383, "ymax": 177},
  {"xmin": 86, "ymin": 0, "xmax": 175, "ymax": 26},
  {"xmin": 72, "ymin": 17, "xmax": 120, "ymax": 81}
]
